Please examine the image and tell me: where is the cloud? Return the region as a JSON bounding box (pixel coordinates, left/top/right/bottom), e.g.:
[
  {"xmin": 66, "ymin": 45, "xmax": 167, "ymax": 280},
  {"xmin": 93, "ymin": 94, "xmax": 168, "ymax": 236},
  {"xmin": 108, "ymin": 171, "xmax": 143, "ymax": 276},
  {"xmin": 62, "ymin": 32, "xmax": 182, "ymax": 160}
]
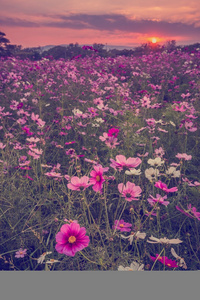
[
  {"xmin": 0, "ymin": 17, "xmax": 40, "ymax": 27},
  {"xmin": 1, "ymin": 13, "xmax": 200, "ymax": 38}
]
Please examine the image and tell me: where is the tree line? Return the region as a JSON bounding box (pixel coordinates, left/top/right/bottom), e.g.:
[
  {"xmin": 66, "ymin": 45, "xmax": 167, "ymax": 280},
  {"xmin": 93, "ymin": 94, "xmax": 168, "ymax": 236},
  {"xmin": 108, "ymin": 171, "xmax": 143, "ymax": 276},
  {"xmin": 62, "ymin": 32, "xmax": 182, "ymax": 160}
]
[{"xmin": 1, "ymin": 30, "xmax": 200, "ymax": 60}]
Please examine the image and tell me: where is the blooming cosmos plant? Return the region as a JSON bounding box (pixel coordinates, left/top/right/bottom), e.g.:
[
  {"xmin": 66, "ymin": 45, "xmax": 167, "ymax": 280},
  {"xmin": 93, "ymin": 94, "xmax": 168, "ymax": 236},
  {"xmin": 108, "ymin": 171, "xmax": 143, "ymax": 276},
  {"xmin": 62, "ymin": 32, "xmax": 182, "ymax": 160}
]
[
  {"xmin": 110, "ymin": 155, "xmax": 141, "ymax": 171},
  {"xmin": 112, "ymin": 219, "xmax": 132, "ymax": 232},
  {"xmin": 147, "ymin": 235, "xmax": 182, "ymax": 244},
  {"xmin": 15, "ymin": 248, "xmax": 27, "ymax": 258},
  {"xmin": 118, "ymin": 181, "xmax": 142, "ymax": 201},
  {"xmin": 150, "ymin": 254, "xmax": 178, "ymax": 268},
  {"xmin": 55, "ymin": 222, "xmax": 90, "ymax": 257},
  {"xmin": 89, "ymin": 165, "xmax": 109, "ymax": 192},
  {"xmin": 147, "ymin": 194, "xmax": 169, "ymax": 206},
  {"xmin": 67, "ymin": 176, "xmax": 91, "ymax": 191},
  {"xmin": 118, "ymin": 261, "xmax": 144, "ymax": 271},
  {"xmin": 154, "ymin": 181, "xmax": 178, "ymax": 193}
]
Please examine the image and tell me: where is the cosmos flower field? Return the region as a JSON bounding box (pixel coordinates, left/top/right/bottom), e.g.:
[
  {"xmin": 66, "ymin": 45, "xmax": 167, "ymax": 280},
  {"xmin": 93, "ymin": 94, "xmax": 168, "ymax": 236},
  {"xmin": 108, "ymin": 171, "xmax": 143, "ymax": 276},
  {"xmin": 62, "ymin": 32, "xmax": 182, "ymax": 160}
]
[{"xmin": 0, "ymin": 49, "xmax": 200, "ymax": 270}]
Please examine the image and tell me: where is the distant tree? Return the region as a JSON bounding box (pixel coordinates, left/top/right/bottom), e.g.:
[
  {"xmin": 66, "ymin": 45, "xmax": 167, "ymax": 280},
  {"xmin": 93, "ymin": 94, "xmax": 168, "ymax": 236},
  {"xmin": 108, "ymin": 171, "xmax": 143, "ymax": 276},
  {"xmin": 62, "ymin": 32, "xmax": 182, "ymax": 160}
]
[
  {"xmin": 165, "ymin": 40, "xmax": 176, "ymax": 51},
  {"xmin": 42, "ymin": 46, "xmax": 67, "ymax": 59},
  {"xmin": 0, "ymin": 31, "xmax": 10, "ymax": 56}
]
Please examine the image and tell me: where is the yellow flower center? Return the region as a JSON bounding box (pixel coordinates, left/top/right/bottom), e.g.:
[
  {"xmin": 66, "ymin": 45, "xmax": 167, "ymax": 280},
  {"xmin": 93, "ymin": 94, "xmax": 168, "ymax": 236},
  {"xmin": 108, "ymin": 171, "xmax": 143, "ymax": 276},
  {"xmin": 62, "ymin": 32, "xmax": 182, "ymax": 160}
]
[
  {"xmin": 68, "ymin": 236, "xmax": 76, "ymax": 243},
  {"xmin": 119, "ymin": 224, "xmax": 124, "ymax": 228},
  {"xmin": 167, "ymin": 263, "xmax": 171, "ymax": 267},
  {"xmin": 96, "ymin": 175, "xmax": 101, "ymax": 182}
]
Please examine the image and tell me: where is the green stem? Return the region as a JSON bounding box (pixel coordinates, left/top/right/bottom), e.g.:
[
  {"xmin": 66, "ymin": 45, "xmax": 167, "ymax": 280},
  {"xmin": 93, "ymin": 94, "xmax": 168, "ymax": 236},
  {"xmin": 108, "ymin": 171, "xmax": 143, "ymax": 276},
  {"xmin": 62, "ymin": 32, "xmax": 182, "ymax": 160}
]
[{"xmin": 151, "ymin": 247, "xmax": 165, "ymax": 270}]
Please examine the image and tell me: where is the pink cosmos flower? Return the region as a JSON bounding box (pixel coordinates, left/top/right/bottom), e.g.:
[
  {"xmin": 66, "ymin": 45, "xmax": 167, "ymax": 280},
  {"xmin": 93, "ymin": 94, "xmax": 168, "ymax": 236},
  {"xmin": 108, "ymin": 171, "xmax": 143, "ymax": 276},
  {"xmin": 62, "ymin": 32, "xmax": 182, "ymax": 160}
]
[
  {"xmin": 150, "ymin": 254, "xmax": 178, "ymax": 268},
  {"xmin": 154, "ymin": 181, "xmax": 178, "ymax": 193},
  {"xmin": 45, "ymin": 172, "xmax": 63, "ymax": 178},
  {"xmin": 110, "ymin": 155, "xmax": 142, "ymax": 171},
  {"xmin": 118, "ymin": 181, "xmax": 142, "ymax": 201},
  {"xmin": 184, "ymin": 121, "xmax": 197, "ymax": 132},
  {"xmin": 147, "ymin": 194, "xmax": 169, "ymax": 206},
  {"xmin": 67, "ymin": 176, "xmax": 91, "ymax": 191},
  {"xmin": 89, "ymin": 165, "xmax": 108, "ymax": 192},
  {"xmin": 176, "ymin": 204, "xmax": 200, "ymax": 221},
  {"xmin": 175, "ymin": 153, "xmax": 192, "ymax": 160},
  {"xmin": 15, "ymin": 248, "xmax": 27, "ymax": 258},
  {"xmin": 55, "ymin": 222, "xmax": 90, "ymax": 257},
  {"xmin": 0, "ymin": 142, "xmax": 6, "ymax": 149},
  {"xmin": 99, "ymin": 132, "xmax": 108, "ymax": 142},
  {"xmin": 105, "ymin": 136, "xmax": 120, "ymax": 149},
  {"xmin": 113, "ymin": 219, "xmax": 132, "ymax": 232}
]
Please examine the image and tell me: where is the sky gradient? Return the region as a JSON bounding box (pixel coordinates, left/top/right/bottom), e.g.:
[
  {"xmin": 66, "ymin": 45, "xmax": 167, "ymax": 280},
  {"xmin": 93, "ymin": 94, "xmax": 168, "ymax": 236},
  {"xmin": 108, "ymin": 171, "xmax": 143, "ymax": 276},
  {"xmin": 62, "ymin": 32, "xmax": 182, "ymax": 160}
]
[{"xmin": 0, "ymin": 0, "xmax": 200, "ymax": 48}]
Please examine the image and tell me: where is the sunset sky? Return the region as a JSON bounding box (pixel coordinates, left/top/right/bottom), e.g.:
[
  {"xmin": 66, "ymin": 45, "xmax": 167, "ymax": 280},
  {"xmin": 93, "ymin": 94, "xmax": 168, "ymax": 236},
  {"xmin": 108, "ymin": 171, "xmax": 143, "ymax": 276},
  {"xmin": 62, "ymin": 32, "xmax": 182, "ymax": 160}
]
[{"xmin": 0, "ymin": 0, "xmax": 200, "ymax": 48}]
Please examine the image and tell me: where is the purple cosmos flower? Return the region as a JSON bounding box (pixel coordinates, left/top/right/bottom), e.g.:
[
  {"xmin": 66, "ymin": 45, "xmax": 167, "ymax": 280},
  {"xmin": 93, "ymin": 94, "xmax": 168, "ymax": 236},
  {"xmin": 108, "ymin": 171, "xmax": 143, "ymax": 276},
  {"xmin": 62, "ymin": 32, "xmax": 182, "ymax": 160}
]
[
  {"xmin": 15, "ymin": 248, "xmax": 27, "ymax": 258},
  {"xmin": 113, "ymin": 219, "xmax": 132, "ymax": 232}
]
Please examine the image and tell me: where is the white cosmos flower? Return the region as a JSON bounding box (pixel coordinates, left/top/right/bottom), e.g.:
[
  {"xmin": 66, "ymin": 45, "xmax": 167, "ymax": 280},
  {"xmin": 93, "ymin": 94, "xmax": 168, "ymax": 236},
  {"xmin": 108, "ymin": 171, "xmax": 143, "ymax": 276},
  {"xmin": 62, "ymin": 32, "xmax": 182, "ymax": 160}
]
[
  {"xmin": 169, "ymin": 121, "xmax": 176, "ymax": 127},
  {"xmin": 118, "ymin": 261, "xmax": 144, "ymax": 271},
  {"xmin": 37, "ymin": 252, "xmax": 52, "ymax": 264},
  {"xmin": 72, "ymin": 108, "xmax": 83, "ymax": 115},
  {"xmin": 125, "ymin": 168, "xmax": 141, "ymax": 175},
  {"xmin": 171, "ymin": 248, "xmax": 187, "ymax": 269},
  {"xmin": 147, "ymin": 157, "xmax": 164, "ymax": 167},
  {"xmin": 145, "ymin": 168, "xmax": 159, "ymax": 182},
  {"xmin": 166, "ymin": 167, "xmax": 180, "ymax": 178},
  {"xmin": 121, "ymin": 231, "xmax": 146, "ymax": 245},
  {"xmin": 147, "ymin": 235, "xmax": 183, "ymax": 244},
  {"xmin": 46, "ymin": 259, "xmax": 60, "ymax": 264}
]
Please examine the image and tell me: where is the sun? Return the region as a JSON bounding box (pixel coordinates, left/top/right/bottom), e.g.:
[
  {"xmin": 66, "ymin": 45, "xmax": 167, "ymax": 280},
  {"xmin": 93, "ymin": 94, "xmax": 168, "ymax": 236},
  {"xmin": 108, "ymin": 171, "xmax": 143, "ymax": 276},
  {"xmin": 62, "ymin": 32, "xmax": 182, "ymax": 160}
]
[{"xmin": 151, "ymin": 38, "xmax": 157, "ymax": 44}]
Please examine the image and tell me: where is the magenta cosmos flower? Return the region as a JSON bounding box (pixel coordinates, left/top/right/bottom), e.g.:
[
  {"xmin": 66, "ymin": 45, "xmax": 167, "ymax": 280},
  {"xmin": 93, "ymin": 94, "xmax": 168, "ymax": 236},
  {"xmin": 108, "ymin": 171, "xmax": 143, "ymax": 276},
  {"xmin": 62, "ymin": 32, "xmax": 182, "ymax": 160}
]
[
  {"xmin": 89, "ymin": 165, "xmax": 108, "ymax": 192},
  {"xmin": 67, "ymin": 176, "xmax": 91, "ymax": 191},
  {"xmin": 113, "ymin": 219, "xmax": 132, "ymax": 232},
  {"xmin": 154, "ymin": 181, "xmax": 178, "ymax": 193},
  {"xmin": 110, "ymin": 155, "xmax": 141, "ymax": 171},
  {"xmin": 108, "ymin": 127, "xmax": 119, "ymax": 138},
  {"xmin": 55, "ymin": 222, "xmax": 90, "ymax": 257},
  {"xmin": 118, "ymin": 181, "xmax": 142, "ymax": 201},
  {"xmin": 150, "ymin": 254, "xmax": 178, "ymax": 268}
]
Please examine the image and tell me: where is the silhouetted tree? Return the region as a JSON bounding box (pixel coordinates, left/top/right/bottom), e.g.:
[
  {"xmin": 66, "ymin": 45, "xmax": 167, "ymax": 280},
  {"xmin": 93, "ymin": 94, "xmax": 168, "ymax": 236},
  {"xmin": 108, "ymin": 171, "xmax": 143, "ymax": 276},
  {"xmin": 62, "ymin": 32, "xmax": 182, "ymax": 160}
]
[{"xmin": 0, "ymin": 31, "xmax": 10, "ymax": 56}]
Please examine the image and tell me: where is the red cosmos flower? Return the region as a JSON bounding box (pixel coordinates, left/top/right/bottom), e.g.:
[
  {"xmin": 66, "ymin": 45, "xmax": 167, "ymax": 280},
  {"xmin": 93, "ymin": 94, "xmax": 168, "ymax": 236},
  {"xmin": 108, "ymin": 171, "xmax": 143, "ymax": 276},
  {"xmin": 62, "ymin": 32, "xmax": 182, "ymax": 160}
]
[
  {"xmin": 55, "ymin": 222, "xmax": 90, "ymax": 257},
  {"xmin": 110, "ymin": 155, "xmax": 141, "ymax": 171},
  {"xmin": 118, "ymin": 181, "xmax": 142, "ymax": 201},
  {"xmin": 154, "ymin": 181, "xmax": 178, "ymax": 193},
  {"xmin": 150, "ymin": 254, "xmax": 178, "ymax": 268},
  {"xmin": 89, "ymin": 165, "xmax": 108, "ymax": 192}
]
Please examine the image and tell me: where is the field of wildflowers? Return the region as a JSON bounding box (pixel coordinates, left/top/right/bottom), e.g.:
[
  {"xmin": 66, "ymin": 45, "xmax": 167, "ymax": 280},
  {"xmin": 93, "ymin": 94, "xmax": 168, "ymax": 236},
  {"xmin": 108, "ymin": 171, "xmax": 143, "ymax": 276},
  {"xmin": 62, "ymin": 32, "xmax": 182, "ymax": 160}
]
[{"xmin": 0, "ymin": 48, "xmax": 200, "ymax": 271}]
